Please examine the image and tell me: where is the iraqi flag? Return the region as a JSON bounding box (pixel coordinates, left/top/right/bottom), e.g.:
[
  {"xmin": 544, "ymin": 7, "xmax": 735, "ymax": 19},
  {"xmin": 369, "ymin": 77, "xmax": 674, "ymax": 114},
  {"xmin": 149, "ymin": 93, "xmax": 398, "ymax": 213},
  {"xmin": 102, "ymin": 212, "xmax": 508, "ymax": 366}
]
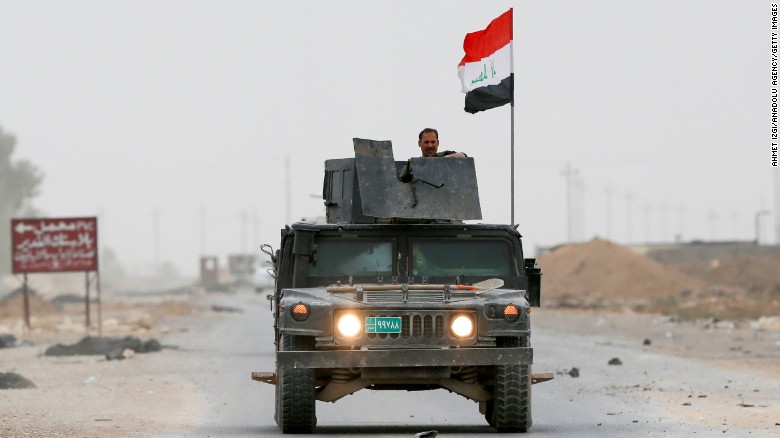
[{"xmin": 458, "ymin": 9, "xmax": 513, "ymax": 114}]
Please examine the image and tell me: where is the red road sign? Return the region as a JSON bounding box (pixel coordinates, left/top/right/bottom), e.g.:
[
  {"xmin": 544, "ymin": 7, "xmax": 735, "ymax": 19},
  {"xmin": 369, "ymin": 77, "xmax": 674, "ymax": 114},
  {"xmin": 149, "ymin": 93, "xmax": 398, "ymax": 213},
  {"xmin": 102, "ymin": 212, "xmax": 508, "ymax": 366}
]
[{"xmin": 11, "ymin": 217, "xmax": 99, "ymax": 273}]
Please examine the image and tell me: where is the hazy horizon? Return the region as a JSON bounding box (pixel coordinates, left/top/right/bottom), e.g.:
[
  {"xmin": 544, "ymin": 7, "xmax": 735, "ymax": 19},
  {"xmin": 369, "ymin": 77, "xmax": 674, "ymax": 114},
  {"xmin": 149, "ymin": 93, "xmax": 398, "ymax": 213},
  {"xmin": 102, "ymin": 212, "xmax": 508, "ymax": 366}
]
[{"xmin": 1, "ymin": 0, "xmax": 776, "ymax": 277}]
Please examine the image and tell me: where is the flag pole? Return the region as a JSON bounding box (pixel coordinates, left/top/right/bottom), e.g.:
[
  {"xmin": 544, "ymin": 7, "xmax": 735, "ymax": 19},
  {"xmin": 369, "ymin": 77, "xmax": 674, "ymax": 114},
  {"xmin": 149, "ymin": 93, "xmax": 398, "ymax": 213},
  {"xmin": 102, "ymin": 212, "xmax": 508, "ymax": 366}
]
[
  {"xmin": 510, "ymin": 29, "xmax": 515, "ymax": 225},
  {"xmin": 511, "ymin": 101, "xmax": 515, "ymax": 225}
]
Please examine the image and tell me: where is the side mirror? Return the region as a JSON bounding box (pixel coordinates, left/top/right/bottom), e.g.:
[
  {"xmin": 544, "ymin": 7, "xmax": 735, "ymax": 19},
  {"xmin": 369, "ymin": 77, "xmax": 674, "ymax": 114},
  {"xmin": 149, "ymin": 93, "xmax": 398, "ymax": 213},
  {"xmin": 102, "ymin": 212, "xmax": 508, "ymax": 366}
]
[
  {"xmin": 524, "ymin": 258, "xmax": 542, "ymax": 307},
  {"xmin": 266, "ymin": 294, "xmax": 274, "ymax": 311}
]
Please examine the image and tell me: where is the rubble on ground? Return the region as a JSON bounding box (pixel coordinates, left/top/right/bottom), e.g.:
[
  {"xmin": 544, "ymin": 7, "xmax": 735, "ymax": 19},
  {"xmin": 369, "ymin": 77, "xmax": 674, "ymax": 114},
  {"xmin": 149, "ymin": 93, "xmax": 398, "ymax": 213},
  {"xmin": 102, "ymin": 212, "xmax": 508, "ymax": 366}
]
[
  {"xmin": 211, "ymin": 304, "xmax": 244, "ymax": 313},
  {"xmin": 44, "ymin": 336, "xmax": 162, "ymax": 357},
  {"xmin": 0, "ymin": 333, "xmax": 32, "ymax": 348},
  {"xmin": 0, "ymin": 372, "xmax": 36, "ymax": 389},
  {"xmin": 750, "ymin": 316, "xmax": 780, "ymax": 332}
]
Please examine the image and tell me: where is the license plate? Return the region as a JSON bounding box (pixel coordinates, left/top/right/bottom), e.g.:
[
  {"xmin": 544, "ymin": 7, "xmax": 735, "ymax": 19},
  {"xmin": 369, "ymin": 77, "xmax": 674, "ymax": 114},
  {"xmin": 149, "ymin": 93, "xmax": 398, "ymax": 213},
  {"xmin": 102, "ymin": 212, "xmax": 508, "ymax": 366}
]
[{"xmin": 365, "ymin": 316, "xmax": 402, "ymax": 333}]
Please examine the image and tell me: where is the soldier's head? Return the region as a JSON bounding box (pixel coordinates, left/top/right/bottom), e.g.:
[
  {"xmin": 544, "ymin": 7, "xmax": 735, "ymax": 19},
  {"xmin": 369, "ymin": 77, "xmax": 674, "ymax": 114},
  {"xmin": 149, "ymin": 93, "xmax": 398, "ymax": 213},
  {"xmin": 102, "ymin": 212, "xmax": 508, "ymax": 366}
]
[{"xmin": 418, "ymin": 128, "xmax": 439, "ymax": 157}]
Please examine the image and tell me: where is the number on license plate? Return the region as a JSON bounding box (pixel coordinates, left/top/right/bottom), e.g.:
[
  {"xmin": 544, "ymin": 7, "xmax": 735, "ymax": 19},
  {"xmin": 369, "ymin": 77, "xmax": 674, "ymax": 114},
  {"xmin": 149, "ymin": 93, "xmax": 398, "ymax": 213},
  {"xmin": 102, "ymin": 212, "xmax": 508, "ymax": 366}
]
[{"xmin": 365, "ymin": 316, "xmax": 401, "ymax": 333}]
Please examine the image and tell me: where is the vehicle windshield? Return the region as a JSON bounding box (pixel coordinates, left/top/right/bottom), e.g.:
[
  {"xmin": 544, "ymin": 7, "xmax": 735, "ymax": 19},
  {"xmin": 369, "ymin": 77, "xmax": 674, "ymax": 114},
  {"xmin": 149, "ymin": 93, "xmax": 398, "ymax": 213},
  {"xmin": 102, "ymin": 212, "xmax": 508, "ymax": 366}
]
[
  {"xmin": 411, "ymin": 239, "xmax": 512, "ymax": 277},
  {"xmin": 308, "ymin": 239, "xmax": 393, "ymax": 277}
]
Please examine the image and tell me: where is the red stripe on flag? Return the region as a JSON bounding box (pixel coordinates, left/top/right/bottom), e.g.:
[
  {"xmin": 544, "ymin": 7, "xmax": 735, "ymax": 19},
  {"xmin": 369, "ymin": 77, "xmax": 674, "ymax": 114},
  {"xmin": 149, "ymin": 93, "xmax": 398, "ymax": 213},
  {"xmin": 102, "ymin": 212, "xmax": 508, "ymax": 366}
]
[{"xmin": 458, "ymin": 9, "xmax": 512, "ymax": 67}]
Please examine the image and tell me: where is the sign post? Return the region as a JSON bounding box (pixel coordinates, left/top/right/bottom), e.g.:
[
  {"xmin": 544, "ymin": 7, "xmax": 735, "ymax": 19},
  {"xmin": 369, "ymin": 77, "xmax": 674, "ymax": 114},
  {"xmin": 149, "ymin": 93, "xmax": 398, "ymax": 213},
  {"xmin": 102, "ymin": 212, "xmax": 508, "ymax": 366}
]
[
  {"xmin": 11, "ymin": 217, "xmax": 99, "ymax": 332},
  {"xmin": 22, "ymin": 273, "xmax": 30, "ymax": 331}
]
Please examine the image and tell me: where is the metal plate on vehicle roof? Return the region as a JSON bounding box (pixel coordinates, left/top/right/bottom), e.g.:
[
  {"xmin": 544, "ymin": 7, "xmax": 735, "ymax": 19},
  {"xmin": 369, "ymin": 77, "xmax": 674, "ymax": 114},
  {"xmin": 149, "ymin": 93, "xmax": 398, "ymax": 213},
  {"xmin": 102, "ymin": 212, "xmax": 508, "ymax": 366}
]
[{"xmin": 353, "ymin": 138, "xmax": 481, "ymax": 220}]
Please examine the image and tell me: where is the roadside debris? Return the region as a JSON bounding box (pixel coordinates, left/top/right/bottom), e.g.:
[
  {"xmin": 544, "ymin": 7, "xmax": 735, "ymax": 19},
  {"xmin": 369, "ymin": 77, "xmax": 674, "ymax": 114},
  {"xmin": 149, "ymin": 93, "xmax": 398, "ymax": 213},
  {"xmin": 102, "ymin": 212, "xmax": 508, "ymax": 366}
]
[
  {"xmin": 414, "ymin": 431, "xmax": 438, "ymax": 438},
  {"xmin": 737, "ymin": 395, "xmax": 755, "ymax": 408},
  {"xmin": 0, "ymin": 372, "xmax": 35, "ymax": 389},
  {"xmin": 608, "ymin": 357, "xmax": 622, "ymax": 366},
  {"xmin": 555, "ymin": 367, "xmax": 580, "ymax": 377},
  {"xmin": 211, "ymin": 304, "xmax": 244, "ymax": 313},
  {"xmin": 106, "ymin": 347, "xmax": 137, "ymax": 361},
  {"xmin": 750, "ymin": 316, "xmax": 780, "ymax": 332},
  {"xmin": 44, "ymin": 336, "xmax": 162, "ymax": 358},
  {"xmin": 0, "ymin": 334, "xmax": 31, "ymax": 348},
  {"xmin": 643, "ymin": 338, "xmax": 652, "ymax": 345}
]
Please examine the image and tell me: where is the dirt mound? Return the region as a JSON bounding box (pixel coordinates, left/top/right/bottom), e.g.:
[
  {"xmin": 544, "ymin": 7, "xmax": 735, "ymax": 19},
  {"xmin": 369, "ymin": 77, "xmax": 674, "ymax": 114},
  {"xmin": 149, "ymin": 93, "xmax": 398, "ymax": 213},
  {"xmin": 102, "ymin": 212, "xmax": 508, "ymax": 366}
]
[
  {"xmin": 674, "ymin": 254, "xmax": 780, "ymax": 292},
  {"xmin": 0, "ymin": 289, "xmax": 56, "ymax": 318},
  {"xmin": 537, "ymin": 238, "xmax": 705, "ymax": 305}
]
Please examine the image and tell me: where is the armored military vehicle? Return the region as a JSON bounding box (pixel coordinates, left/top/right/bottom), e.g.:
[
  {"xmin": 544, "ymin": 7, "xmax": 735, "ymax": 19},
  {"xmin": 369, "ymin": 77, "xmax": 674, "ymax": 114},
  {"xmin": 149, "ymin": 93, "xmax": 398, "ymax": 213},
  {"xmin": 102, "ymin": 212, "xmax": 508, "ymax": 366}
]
[{"xmin": 252, "ymin": 138, "xmax": 548, "ymax": 433}]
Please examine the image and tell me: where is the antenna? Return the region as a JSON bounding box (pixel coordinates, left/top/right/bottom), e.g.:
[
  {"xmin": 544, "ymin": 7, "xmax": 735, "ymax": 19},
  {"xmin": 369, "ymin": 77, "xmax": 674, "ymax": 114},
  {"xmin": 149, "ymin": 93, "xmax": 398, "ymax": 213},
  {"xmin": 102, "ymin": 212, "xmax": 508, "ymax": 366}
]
[{"xmin": 285, "ymin": 155, "xmax": 292, "ymax": 225}]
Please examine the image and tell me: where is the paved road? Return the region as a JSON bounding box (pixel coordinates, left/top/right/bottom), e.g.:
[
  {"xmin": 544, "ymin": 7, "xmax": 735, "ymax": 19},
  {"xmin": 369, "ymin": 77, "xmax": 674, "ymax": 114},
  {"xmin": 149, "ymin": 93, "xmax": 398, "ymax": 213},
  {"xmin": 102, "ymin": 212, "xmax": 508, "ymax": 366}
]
[{"xmin": 153, "ymin": 292, "xmax": 777, "ymax": 437}]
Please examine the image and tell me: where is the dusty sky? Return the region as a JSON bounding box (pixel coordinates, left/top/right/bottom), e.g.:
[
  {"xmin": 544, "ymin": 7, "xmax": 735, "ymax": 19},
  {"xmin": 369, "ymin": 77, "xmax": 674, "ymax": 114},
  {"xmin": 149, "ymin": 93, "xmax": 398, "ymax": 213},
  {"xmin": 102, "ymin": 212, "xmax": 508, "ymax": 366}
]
[{"xmin": 0, "ymin": 0, "xmax": 775, "ymax": 277}]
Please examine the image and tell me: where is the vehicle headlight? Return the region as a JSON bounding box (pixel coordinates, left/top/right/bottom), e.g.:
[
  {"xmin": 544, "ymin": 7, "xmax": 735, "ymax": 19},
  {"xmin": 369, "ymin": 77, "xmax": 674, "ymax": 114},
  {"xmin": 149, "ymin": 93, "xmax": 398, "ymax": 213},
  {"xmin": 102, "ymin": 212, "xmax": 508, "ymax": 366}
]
[
  {"xmin": 336, "ymin": 313, "xmax": 362, "ymax": 338},
  {"xmin": 450, "ymin": 314, "xmax": 475, "ymax": 338}
]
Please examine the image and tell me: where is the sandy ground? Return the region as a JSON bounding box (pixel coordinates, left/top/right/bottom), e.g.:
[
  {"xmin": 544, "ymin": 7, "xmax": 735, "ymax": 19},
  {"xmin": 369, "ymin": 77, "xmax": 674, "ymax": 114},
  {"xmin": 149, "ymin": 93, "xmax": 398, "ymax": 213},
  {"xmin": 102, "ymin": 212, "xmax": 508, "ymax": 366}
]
[
  {"xmin": 1, "ymin": 290, "xmax": 779, "ymax": 437},
  {"xmin": 0, "ymin": 291, "xmax": 214, "ymax": 438},
  {"xmin": 533, "ymin": 307, "xmax": 780, "ymax": 435}
]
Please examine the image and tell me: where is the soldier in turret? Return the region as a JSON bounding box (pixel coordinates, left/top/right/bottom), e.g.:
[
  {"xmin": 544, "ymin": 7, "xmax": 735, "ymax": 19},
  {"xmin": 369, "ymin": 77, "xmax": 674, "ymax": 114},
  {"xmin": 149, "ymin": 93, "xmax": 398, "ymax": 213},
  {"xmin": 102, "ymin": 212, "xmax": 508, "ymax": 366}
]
[{"xmin": 399, "ymin": 128, "xmax": 467, "ymax": 182}]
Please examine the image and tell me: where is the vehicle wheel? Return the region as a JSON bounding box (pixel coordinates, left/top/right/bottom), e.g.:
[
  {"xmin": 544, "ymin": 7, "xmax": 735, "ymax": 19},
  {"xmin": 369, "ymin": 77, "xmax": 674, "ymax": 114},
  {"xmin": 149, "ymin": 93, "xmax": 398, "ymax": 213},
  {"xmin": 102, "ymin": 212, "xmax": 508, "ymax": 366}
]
[
  {"xmin": 486, "ymin": 336, "xmax": 532, "ymax": 433},
  {"xmin": 275, "ymin": 334, "xmax": 316, "ymax": 433}
]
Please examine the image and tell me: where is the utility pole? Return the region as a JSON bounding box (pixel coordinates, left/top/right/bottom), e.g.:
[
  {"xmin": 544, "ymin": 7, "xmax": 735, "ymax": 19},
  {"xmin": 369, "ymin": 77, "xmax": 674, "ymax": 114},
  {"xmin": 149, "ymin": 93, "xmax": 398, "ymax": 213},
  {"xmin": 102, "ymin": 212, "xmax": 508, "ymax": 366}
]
[
  {"xmin": 707, "ymin": 209, "xmax": 719, "ymax": 241},
  {"xmin": 198, "ymin": 207, "xmax": 206, "ymax": 254},
  {"xmin": 240, "ymin": 210, "xmax": 248, "ymax": 253},
  {"xmin": 604, "ymin": 185, "xmax": 613, "ymax": 240},
  {"xmin": 573, "ymin": 176, "xmax": 586, "ymax": 242},
  {"xmin": 755, "ymin": 210, "xmax": 771, "ymax": 244},
  {"xmin": 660, "ymin": 203, "xmax": 668, "ymax": 243},
  {"xmin": 677, "ymin": 206, "xmax": 685, "ymax": 242},
  {"xmin": 624, "ymin": 191, "xmax": 633, "ymax": 244},
  {"xmin": 561, "ymin": 163, "xmax": 578, "ymax": 243},
  {"xmin": 152, "ymin": 209, "xmax": 160, "ymax": 267}
]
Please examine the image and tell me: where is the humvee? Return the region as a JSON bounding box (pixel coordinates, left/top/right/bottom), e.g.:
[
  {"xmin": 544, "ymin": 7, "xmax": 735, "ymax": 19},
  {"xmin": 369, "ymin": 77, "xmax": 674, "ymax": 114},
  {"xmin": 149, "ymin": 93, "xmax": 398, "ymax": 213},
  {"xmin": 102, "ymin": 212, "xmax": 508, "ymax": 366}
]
[{"xmin": 252, "ymin": 139, "xmax": 548, "ymax": 433}]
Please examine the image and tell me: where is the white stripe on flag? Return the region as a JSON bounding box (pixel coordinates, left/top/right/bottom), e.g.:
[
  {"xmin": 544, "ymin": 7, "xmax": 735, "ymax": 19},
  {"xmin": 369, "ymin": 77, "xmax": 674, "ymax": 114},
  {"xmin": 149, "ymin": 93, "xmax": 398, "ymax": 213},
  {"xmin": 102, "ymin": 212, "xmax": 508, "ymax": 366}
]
[{"xmin": 458, "ymin": 43, "xmax": 511, "ymax": 94}]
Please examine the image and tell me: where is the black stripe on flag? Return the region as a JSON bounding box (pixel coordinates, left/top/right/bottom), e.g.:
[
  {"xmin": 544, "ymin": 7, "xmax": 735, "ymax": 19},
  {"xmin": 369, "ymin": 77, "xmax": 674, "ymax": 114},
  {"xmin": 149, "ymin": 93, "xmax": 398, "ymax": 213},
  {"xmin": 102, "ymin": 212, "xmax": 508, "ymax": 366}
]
[{"xmin": 464, "ymin": 74, "xmax": 513, "ymax": 114}]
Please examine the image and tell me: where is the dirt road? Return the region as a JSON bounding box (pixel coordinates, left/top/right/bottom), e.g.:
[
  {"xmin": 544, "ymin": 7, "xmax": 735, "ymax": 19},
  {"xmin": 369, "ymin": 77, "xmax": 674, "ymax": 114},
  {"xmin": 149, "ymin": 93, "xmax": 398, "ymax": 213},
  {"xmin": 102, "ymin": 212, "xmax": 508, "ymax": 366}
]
[{"xmin": 1, "ymin": 290, "xmax": 779, "ymax": 437}]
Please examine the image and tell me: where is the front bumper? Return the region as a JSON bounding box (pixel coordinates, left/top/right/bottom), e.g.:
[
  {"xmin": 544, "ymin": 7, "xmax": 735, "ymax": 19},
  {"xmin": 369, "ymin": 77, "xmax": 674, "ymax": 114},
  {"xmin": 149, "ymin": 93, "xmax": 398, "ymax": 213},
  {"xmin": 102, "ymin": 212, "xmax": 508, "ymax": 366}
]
[{"xmin": 277, "ymin": 346, "xmax": 532, "ymax": 369}]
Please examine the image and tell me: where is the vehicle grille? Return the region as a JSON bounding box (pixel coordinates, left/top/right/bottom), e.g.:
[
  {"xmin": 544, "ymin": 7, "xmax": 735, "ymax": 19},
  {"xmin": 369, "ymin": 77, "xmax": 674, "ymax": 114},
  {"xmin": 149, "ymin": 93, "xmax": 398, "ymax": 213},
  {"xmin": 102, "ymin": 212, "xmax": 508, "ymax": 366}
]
[{"xmin": 364, "ymin": 290, "xmax": 476, "ymax": 303}]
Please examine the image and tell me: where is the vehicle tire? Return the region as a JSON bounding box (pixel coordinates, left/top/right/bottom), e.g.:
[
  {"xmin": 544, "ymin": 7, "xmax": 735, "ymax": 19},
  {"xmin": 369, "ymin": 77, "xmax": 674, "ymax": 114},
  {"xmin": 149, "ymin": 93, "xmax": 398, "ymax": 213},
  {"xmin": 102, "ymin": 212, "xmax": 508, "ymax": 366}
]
[
  {"xmin": 486, "ymin": 336, "xmax": 532, "ymax": 433},
  {"xmin": 275, "ymin": 334, "xmax": 316, "ymax": 433}
]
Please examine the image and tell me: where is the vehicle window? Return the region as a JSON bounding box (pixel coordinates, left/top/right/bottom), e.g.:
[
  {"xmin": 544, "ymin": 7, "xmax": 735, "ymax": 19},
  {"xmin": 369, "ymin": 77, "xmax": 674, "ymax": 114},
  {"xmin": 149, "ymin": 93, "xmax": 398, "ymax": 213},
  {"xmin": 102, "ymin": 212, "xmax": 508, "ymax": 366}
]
[
  {"xmin": 411, "ymin": 239, "xmax": 512, "ymax": 277},
  {"xmin": 308, "ymin": 239, "xmax": 393, "ymax": 277}
]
